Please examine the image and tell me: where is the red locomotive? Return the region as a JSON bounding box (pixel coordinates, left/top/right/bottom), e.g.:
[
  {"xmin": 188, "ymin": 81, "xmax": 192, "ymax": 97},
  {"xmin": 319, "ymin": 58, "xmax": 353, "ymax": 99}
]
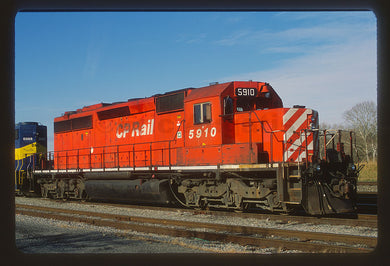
[{"xmin": 32, "ymin": 81, "xmax": 359, "ymax": 215}]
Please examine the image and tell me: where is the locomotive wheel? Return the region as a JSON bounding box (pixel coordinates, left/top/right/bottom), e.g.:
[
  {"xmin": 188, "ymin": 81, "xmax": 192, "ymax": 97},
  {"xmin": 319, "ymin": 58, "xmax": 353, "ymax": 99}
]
[
  {"xmin": 241, "ymin": 202, "xmax": 249, "ymax": 211},
  {"xmin": 266, "ymin": 192, "xmax": 281, "ymax": 211},
  {"xmin": 184, "ymin": 190, "xmax": 200, "ymax": 207},
  {"xmin": 80, "ymin": 191, "xmax": 88, "ymax": 202},
  {"xmin": 234, "ymin": 202, "xmax": 249, "ymax": 213},
  {"xmin": 41, "ymin": 186, "xmax": 48, "ymax": 198},
  {"xmin": 74, "ymin": 188, "xmax": 80, "ymax": 199},
  {"xmin": 56, "ymin": 181, "xmax": 65, "ymax": 199},
  {"xmin": 198, "ymin": 198, "xmax": 208, "ymax": 210}
]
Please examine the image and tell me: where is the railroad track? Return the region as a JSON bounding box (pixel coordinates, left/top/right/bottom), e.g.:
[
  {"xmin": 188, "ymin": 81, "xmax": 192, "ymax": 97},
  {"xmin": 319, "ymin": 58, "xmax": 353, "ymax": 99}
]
[
  {"xmin": 69, "ymin": 200, "xmax": 377, "ymax": 228},
  {"xmin": 357, "ymin": 192, "xmax": 377, "ymax": 214},
  {"xmin": 15, "ymin": 203, "xmax": 376, "ymax": 253},
  {"xmin": 358, "ymin": 181, "xmax": 377, "ymax": 186}
]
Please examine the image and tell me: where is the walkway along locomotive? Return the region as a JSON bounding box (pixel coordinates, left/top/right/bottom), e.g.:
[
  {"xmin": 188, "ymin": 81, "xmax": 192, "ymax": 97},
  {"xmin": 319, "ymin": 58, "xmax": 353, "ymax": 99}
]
[{"xmin": 19, "ymin": 81, "xmax": 360, "ymax": 215}]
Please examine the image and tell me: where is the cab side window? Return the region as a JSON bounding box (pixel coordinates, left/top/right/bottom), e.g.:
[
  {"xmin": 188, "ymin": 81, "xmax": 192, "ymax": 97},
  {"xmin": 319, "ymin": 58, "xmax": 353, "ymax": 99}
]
[
  {"xmin": 194, "ymin": 102, "xmax": 211, "ymax": 124},
  {"xmin": 223, "ymin": 96, "xmax": 234, "ymax": 115}
]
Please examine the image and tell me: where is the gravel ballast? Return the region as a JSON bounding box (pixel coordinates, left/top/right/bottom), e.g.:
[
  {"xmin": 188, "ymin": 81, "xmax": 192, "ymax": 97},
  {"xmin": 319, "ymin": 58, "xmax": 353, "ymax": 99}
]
[
  {"xmin": 15, "ymin": 197, "xmax": 377, "ymax": 253},
  {"xmin": 15, "ymin": 213, "xmax": 289, "ymax": 254}
]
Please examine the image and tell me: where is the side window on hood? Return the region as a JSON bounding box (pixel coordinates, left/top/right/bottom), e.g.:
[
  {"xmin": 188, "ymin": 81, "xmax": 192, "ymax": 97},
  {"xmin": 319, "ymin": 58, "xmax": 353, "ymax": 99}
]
[{"xmin": 194, "ymin": 102, "xmax": 211, "ymax": 124}]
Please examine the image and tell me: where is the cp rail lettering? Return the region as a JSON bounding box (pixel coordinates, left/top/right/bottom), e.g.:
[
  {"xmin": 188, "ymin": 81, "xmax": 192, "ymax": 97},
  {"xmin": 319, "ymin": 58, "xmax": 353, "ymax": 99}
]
[{"xmin": 116, "ymin": 119, "xmax": 154, "ymax": 139}]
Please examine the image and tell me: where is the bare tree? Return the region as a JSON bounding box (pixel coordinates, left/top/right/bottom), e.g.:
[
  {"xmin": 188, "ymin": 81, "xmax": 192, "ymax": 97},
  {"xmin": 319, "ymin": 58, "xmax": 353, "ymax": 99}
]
[{"xmin": 343, "ymin": 101, "xmax": 377, "ymax": 162}]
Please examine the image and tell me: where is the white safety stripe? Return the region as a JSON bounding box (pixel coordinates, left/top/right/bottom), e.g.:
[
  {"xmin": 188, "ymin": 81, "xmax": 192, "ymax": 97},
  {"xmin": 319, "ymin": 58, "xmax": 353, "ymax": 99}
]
[
  {"xmin": 119, "ymin": 168, "xmax": 133, "ymax": 171},
  {"xmin": 156, "ymin": 166, "xmax": 171, "ymax": 171},
  {"xmin": 297, "ymin": 151, "xmax": 306, "ymax": 161},
  {"xmin": 286, "ymin": 132, "xmax": 313, "ymax": 155},
  {"xmin": 284, "ymin": 139, "xmax": 313, "ymax": 162},
  {"xmin": 33, "ymin": 164, "xmax": 283, "ymax": 173},
  {"xmin": 220, "ymin": 164, "xmax": 275, "ymax": 169},
  {"xmin": 104, "ymin": 168, "xmax": 121, "ymax": 172},
  {"xmin": 171, "ymin": 165, "xmax": 218, "ymax": 170},
  {"xmin": 284, "ymin": 136, "xmax": 304, "ymax": 161},
  {"xmin": 284, "ymin": 109, "xmax": 312, "ymax": 141},
  {"xmin": 283, "ymin": 108, "xmax": 314, "ymax": 162},
  {"xmin": 307, "ymin": 139, "xmax": 313, "ymax": 150},
  {"xmin": 283, "ymin": 108, "xmax": 298, "ymax": 125}
]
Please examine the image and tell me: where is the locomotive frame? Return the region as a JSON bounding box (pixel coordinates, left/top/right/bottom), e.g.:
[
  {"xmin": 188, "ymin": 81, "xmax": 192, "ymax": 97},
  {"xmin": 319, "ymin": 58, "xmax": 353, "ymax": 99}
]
[{"xmin": 17, "ymin": 81, "xmax": 360, "ymax": 215}]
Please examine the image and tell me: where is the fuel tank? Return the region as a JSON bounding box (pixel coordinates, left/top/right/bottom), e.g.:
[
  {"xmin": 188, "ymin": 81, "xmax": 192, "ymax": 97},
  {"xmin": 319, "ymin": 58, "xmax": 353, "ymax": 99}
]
[{"xmin": 84, "ymin": 179, "xmax": 173, "ymax": 204}]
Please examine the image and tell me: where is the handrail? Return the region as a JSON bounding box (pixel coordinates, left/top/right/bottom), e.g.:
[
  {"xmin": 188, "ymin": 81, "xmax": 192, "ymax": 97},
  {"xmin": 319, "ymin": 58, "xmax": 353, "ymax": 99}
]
[
  {"xmin": 170, "ymin": 119, "xmax": 185, "ymax": 169},
  {"xmin": 37, "ymin": 120, "xmax": 188, "ymax": 172},
  {"xmin": 34, "ymin": 121, "xmax": 360, "ymax": 172},
  {"xmin": 251, "ymin": 111, "xmax": 286, "ymax": 163},
  {"xmin": 172, "ymin": 119, "xmax": 185, "ymax": 141},
  {"xmin": 36, "ymin": 141, "xmax": 263, "ymax": 172},
  {"xmin": 31, "ymin": 129, "xmax": 358, "ymax": 172},
  {"xmin": 15, "ymin": 158, "xmax": 20, "ymax": 186},
  {"xmin": 319, "ymin": 129, "xmax": 356, "ymax": 162},
  {"xmin": 36, "ymin": 112, "xmax": 292, "ymax": 171}
]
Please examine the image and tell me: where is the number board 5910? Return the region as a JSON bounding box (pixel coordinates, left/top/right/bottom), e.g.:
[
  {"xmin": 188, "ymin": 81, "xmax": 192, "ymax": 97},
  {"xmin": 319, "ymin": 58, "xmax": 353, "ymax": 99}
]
[{"xmin": 235, "ymin": 87, "xmax": 257, "ymax": 97}]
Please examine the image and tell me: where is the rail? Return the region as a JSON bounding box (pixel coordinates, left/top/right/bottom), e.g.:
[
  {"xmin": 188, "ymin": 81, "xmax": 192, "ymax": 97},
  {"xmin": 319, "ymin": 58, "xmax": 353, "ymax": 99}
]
[{"xmin": 16, "ymin": 203, "xmax": 376, "ymax": 253}]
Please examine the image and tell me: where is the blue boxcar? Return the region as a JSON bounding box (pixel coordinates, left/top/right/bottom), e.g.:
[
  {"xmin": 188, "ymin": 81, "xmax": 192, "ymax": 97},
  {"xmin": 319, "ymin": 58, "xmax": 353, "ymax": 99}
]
[{"xmin": 15, "ymin": 122, "xmax": 47, "ymax": 194}]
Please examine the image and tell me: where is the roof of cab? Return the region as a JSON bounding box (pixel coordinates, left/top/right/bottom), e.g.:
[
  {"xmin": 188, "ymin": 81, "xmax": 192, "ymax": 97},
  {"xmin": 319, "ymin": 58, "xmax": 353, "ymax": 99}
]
[{"xmin": 184, "ymin": 82, "xmax": 233, "ymax": 102}]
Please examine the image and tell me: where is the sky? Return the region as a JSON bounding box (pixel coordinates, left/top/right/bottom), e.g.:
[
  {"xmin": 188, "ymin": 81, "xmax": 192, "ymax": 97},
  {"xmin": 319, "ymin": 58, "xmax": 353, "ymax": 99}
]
[{"xmin": 15, "ymin": 11, "xmax": 377, "ymax": 151}]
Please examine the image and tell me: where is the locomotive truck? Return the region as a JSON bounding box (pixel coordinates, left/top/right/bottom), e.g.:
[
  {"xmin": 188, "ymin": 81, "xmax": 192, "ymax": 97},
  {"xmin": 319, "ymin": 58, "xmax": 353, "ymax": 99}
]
[{"xmin": 16, "ymin": 81, "xmax": 360, "ymax": 215}]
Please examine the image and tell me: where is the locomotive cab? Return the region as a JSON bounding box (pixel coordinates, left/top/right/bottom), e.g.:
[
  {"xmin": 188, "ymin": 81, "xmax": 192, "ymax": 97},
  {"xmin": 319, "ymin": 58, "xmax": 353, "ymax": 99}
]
[{"xmin": 234, "ymin": 85, "xmax": 283, "ymax": 112}]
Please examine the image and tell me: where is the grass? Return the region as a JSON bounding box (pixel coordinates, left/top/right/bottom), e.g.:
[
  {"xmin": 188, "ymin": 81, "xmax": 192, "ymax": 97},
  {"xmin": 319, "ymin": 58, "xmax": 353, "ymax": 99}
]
[{"xmin": 358, "ymin": 160, "xmax": 377, "ymax": 182}]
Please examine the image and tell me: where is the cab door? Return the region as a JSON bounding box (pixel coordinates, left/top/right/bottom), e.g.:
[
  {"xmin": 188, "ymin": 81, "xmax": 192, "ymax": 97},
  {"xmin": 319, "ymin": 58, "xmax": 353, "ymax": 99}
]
[{"xmin": 221, "ymin": 95, "xmax": 235, "ymax": 144}]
